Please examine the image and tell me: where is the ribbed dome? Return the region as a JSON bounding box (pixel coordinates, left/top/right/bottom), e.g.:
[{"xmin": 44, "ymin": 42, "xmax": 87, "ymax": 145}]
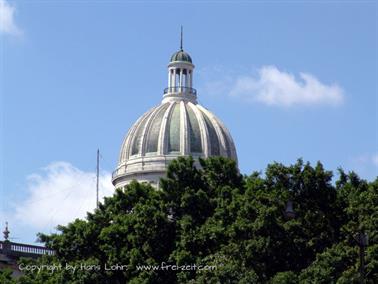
[
  {"xmin": 170, "ymin": 50, "xmax": 192, "ymax": 63},
  {"xmin": 112, "ymin": 45, "xmax": 237, "ymax": 188},
  {"xmin": 112, "ymin": 100, "xmax": 237, "ymax": 187}
]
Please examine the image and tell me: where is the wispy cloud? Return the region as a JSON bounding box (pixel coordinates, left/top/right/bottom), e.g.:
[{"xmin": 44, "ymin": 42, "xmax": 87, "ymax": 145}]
[
  {"xmin": 201, "ymin": 65, "xmax": 344, "ymax": 107},
  {"xmin": 14, "ymin": 162, "xmax": 114, "ymax": 230},
  {"xmin": 0, "ymin": 0, "xmax": 22, "ymax": 36}
]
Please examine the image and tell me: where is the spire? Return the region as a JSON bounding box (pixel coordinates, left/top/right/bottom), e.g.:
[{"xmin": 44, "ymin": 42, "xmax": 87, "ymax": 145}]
[
  {"xmin": 180, "ymin": 26, "xmax": 183, "ymax": 51},
  {"xmin": 3, "ymin": 221, "xmax": 9, "ymax": 241}
]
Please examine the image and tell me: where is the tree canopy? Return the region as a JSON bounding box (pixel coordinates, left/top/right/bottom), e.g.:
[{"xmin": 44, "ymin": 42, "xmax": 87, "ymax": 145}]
[{"xmin": 9, "ymin": 157, "xmax": 378, "ymax": 283}]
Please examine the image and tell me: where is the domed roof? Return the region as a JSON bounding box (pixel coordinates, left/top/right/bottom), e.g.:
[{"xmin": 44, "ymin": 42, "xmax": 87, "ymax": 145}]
[
  {"xmin": 112, "ymin": 100, "xmax": 237, "ymax": 187},
  {"xmin": 112, "ymin": 42, "xmax": 237, "ymax": 188},
  {"xmin": 170, "ymin": 49, "xmax": 192, "ymax": 63}
]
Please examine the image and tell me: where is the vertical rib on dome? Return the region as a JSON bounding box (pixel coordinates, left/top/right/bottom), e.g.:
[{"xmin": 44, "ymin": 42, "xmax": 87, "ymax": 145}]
[
  {"xmin": 130, "ymin": 106, "xmax": 161, "ymax": 156},
  {"xmin": 119, "ymin": 109, "xmax": 152, "ymax": 163},
  {"xmin": 180, "ymin": 101, "xmax": 189, "ymax": 155},
  {"xmin": 202, "ymin": 112, "xmax": 220, "ymax": 156},
  {"xmin": 186, "ymin": 105, "xmax": 202, "ymax": 153},
  {"xmin": 167, "ymin": 103, "xmax": 181, "ymax": 152},
  {"xmin": 145, "ymin": 103, "xmax": 170, "ymax": 153},
  {"xmin": 187, "ymin": 102, "xmax": 209, "ymax": 157},
  {"xmin": 197, "ymin": 105, "xmax": 235, "ymax": 159},
  {"xmin": 125, "ymin": 108, "xmax": 156, "ymax": 159},
  {"xmin": 131, "ymin": 118, "xmax": 148, "ymax": 155},
  {"xmin": 158, "ymin": 102, "xmax": 175, "ymax": 155}
]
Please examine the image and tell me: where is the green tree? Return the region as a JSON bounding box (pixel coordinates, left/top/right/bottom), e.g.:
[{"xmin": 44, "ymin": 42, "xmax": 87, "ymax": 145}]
[
  {"xmin": 16, "ymin": 157, "xmax": 377, "ymax": 283},
  {"xmin": 0, "ymin": 268, "xmax": 16, "ymax": 284}
]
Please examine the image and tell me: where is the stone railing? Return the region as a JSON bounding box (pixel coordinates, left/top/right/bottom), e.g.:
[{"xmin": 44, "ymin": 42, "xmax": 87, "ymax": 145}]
[
  {"xmin": 164, "ymin": 87, "xmax": 197, "ymax": 95},
  {"xmin": 0, "ymin": 241, "xmax": 55, "ymax": 258}
]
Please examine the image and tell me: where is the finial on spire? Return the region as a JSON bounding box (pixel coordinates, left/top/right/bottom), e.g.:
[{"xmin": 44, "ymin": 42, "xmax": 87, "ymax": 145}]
[
  {"xmin": 3, "ymin": 221, "xmax": 10, "ymax": 241},
  {"xmin": 180, "ymin": 26, "xmax": 183, "ymax": 51}
]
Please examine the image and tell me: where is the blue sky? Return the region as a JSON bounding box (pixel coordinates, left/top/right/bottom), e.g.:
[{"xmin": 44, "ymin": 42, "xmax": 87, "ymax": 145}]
[{"xmin": 1, "ymin": 1, "xmax": 377, "ymax": 244}]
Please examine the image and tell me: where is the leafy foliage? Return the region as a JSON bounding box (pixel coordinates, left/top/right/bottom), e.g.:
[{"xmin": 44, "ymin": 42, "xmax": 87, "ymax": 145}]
[
  {"xmin": 12, "ymin": 157, "xmax": 377, "ymax": 283},
  {"xmin": 0, "ymin": 268, "xmax": 16, "ymax": 284}
]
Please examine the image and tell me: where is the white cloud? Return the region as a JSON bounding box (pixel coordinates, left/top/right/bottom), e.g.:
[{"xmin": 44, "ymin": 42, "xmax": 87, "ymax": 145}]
[
  {"xmin": 0, "ymin": 0, "xmax": 22, "ymax": 36},
  {"xmin": 14, "ymin": 162, "xmax": 114, "ymax": 230},
  {"xmin": 200, "ymin": 65, "xmax": 344, "ymax": 108},
  {"xmin": 229, "ymin": 66, "xmax": 344, "ymax": 107}
]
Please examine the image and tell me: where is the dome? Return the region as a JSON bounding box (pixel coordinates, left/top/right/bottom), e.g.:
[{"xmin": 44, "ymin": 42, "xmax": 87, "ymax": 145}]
[
  {"xmin": 170, "ymin": 50, "xmax": 192, "ymax": 63},
  {"xmin": 112, "ymin": 100, "xmax": 237, "ymax": 187},
  {"xmin": 112, "ymin": 45, "xmax": 238, "ymax": 188}
]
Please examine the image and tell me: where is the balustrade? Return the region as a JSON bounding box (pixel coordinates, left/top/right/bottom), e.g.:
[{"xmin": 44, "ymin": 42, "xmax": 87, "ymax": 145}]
[{"xmin": 0, "ymin": 241, "xmax": 54, "ymax": 256}]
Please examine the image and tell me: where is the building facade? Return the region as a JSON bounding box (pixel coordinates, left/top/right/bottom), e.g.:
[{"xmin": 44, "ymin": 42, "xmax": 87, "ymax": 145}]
[{"xmin": 0, "ymin": 223, "xmax": 54, "ymax": 277}]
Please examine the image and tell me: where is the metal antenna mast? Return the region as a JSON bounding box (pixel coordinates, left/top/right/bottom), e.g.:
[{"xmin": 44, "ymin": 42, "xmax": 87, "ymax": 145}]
[
  {"xmin": 96, "ymin": 149, "xmax": 99, "ymax": 209},
  {"xmin": 180, "ymin": 26, "xmax": 183, "ymax": 50}
]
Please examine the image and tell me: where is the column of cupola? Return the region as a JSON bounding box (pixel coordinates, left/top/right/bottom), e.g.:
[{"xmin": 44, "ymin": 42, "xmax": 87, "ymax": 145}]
[{"xmin": 167, "ymin": 67, "xmax": 193, "ymax": 93}]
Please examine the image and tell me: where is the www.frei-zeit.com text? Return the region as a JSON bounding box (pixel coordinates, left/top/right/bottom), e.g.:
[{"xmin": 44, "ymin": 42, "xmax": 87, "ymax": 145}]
[{"xmin": 19, "ymin": 262, "xmax": 218, "ymax": 274}]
